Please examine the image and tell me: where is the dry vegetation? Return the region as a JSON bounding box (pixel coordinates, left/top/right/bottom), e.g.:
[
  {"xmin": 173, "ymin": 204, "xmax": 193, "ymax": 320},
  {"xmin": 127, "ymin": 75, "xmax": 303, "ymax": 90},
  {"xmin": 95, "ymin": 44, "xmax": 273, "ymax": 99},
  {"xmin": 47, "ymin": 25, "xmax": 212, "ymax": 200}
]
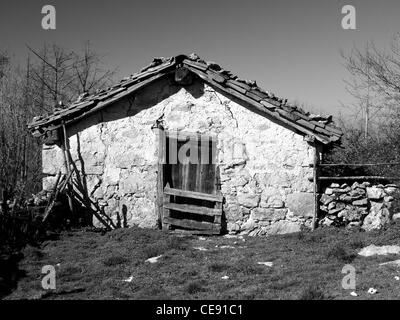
[{"xmin": 4, "ymin": 221, "xmax": 400, "ymax": 300}]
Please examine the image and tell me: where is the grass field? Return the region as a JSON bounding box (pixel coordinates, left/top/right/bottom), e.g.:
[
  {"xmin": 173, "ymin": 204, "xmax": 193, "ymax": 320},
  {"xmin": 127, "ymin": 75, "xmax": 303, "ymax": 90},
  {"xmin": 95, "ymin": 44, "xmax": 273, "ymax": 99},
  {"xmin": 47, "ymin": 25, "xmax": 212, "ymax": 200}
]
[{"xmin": 4, "ymin": 221, "xmax": 400, "ymax": 300}]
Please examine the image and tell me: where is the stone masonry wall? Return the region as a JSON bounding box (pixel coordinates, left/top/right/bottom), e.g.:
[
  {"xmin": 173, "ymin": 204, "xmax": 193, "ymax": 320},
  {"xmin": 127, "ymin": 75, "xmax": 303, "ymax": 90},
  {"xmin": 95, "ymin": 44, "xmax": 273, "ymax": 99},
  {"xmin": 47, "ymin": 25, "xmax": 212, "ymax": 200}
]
[
  {"xmin": 42, "ymin": 76, "xmax": 316, "ymax": 235},
  {"xmin": 319, "ymin": 182, "xmax": 400, "ymax": 231}
]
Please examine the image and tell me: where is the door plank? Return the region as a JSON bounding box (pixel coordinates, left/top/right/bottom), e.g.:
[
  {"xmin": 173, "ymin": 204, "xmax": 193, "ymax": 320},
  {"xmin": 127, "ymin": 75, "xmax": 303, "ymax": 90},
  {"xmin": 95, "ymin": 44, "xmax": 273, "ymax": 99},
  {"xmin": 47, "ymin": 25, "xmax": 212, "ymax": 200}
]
[
  {"xmin": 164, "ymin": 186, "xmax": 223, "ymax": 202},
  {"xmin": 163, "ymin": 216, "xmax": 219, "ymax": 230},
  {"xmin": 163, "ymin": 202, "xmax": 222, "ymax": 216}
]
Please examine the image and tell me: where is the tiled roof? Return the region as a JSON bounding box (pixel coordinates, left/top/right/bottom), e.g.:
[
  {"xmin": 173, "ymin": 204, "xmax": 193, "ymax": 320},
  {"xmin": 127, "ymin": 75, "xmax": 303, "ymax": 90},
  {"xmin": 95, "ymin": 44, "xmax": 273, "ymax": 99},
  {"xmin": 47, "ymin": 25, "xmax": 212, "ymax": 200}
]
[{"xmin": 28, "ymin": 53, "xmax": 342, "ymax": 144}]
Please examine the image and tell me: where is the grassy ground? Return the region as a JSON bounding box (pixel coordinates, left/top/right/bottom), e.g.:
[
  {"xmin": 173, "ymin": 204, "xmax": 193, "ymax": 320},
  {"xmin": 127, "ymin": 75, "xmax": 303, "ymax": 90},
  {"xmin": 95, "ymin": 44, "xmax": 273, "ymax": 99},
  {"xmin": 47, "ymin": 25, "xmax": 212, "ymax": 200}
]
[{"xmin": 4, "ymin": 221, "xmax": 400, "ymax": 300}]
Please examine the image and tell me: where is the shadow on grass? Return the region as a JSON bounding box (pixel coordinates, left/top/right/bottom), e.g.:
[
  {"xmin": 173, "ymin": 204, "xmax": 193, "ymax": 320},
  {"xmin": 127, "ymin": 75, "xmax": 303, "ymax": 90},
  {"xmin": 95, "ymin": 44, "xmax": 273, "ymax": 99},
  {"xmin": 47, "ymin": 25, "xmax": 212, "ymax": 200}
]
[
  {"xmin": 326, "ymin": 244, "xmax": 357, "ymax": 263},
  {"xmin": 0, "ymin": 251, "xmax": 26, "ymax": 299},
  {"xmin": 299, "ymin": 284, "xmax": 327, "ymax": 300}
]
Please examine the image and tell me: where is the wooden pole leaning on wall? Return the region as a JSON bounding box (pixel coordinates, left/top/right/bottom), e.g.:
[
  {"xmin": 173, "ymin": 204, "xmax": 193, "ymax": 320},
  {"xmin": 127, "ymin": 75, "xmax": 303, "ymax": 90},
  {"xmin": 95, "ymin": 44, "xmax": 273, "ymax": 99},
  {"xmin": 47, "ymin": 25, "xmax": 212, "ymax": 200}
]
[{"xmin": 61, "ymin": 122, "xmax": 75, "ymax": 216}]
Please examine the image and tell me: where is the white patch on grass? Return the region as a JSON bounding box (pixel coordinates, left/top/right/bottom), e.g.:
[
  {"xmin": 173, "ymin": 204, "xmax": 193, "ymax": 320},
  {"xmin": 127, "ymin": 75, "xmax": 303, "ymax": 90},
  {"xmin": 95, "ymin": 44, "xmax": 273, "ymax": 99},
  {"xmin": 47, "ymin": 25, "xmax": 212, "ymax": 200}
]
[
  {"xmin": 145, "ymin": 255, "xmax": 163, "ymax": 263},
  {"xmin": 358, "ymin": 245, "xmax": 400, "ymax": 257},
  {"xmin": 223, "ymin": 234, "xmax": 245, "ymax": 242},
  {"xmin": 379, "ymin": 259, "xmax": 400, "ymax": 267},
  {"xmin": 123, "ymin": 276, "xmax": 134, "ymax": 283},
  {"xmin": 257, "ymin": 262, "xmax": 273, "ymax": 267},
  {"xmin": 368, "ymin": 288, "xmax": 377, "ymax": 294},
  {"xmin": 193, "ymin": 247, "xmax": 208, "ymax": 251}
]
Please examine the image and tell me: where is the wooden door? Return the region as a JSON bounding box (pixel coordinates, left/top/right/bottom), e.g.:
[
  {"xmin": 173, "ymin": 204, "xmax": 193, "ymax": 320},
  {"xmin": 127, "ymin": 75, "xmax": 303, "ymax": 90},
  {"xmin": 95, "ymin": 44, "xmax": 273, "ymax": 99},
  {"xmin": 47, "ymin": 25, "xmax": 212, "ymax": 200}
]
[{"xmin": 161, "ymin": 131, "xmax": 222, "ymax": 234}]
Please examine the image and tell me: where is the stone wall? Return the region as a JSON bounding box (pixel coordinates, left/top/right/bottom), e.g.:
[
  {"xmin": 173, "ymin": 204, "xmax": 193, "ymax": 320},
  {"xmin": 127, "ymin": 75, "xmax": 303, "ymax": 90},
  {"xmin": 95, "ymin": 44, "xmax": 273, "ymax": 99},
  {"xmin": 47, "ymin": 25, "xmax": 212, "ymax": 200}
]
[
  {"xmin": 319, "ymin": 182, "xmax": 400, "ymax": 230},
  {"xmin": 42, "ymin": 75, "xmax": 316, "ymax": 235}
]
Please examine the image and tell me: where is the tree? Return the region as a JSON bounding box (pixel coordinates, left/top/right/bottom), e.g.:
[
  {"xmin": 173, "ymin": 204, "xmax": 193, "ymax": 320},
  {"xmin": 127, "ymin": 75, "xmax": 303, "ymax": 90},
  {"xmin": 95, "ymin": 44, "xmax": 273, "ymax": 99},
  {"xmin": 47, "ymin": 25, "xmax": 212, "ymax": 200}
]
[
  {"xmin": 324, "ymin": 34, "xmax": 400, "ymax": 177},
  {"xmin": 0, "ymin": 43, "xmax": 117, "ymax": 198},
  {"xmin": 341, "ymin": 33, "xmax": 400, "ymax": 137},
  {"xmin": 27, "ymin": 42, "xmax": 117, "ymax": 113},
  {"xmin": 70, "ymin": 41, "xmax": 117, "ymax": 95}
]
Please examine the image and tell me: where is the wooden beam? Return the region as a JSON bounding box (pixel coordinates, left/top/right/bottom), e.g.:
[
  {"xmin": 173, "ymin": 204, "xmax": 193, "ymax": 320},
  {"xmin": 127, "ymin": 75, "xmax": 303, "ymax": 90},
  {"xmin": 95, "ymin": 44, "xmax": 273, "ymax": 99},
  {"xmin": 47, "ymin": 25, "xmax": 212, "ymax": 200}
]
[
  {"xmin": 164, "ymin": 130, "xmax": 217, "ymax": 142},
  {"xmin": 312, "ymin": 147, "xmax": 319, "ymax": 231},
  {"xmin": 170, "ymin": 229, "xmax": 219, "ymax": 235},
  {"xmin": 156, "ymin": 127, "xmax": 166, "ymax": 229},
  {"xmin": 163, "ymin": 202, "xmax": 222, "ymax": 217},
  {"xmin": 163, "ymin": 216, "xmax": 219, "ymax": 231},
  {"xmin": 164, "ymin": 186, "xmax": 223, "ymax": 202},
  {"xmin": 318, "ymin": 176, "xmax": 400, "ymax": 180},
  {"xmin": 318, "ymin": 162, "xmax": 400, "ymax": 167}
]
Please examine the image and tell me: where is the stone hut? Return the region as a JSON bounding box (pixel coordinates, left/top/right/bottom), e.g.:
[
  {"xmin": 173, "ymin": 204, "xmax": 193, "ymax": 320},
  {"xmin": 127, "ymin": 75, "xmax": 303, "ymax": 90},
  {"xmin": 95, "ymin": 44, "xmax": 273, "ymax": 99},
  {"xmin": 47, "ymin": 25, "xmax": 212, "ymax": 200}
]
[{"xmin": 28, "ymin": 53, "xmax": 342, "ymax": 235}]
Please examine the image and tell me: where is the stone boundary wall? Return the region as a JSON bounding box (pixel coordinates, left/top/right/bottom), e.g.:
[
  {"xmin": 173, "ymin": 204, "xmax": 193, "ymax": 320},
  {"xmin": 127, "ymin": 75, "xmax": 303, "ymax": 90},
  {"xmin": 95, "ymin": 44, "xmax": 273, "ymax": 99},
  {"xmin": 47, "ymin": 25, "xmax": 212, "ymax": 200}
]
[{"xmin": 319, "ymin": 182, "xmax": 400, "ymax": 231}]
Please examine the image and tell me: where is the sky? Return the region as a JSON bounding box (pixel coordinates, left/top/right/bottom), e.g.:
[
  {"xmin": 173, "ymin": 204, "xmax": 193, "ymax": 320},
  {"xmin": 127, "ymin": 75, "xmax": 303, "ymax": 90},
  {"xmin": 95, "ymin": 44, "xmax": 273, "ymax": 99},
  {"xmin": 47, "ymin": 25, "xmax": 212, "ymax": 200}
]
[{"xmin": 1, "ymin": 0, "xmax": 399, "ymax": 117}]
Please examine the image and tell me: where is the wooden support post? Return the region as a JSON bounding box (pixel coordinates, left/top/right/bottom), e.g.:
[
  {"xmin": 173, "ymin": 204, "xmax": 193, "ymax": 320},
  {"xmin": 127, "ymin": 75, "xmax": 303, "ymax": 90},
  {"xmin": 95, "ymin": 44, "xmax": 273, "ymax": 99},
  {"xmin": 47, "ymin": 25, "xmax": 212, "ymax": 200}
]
[
  {"xmin": 61, "ymin": 123, "xmax": 74, "ymax": 216},
  {"xmin": 154, "ymin": 123, "xmax": 167, "ymax": 230},
  {"xmin": 312, "ymin": 147, "xmax": 320, "ymax": 231},
  {"xmin": 162, "ymin": 182, "xmax": 171, "ymax": 231}
]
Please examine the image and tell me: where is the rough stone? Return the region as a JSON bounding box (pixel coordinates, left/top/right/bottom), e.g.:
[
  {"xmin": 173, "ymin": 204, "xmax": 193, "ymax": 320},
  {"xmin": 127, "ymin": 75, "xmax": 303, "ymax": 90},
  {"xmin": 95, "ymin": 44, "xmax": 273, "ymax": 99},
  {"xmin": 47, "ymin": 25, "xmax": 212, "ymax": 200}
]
[
  {"xmin": 348, "ymin": 188, "xmax": 365, "ymax": 199},
  {"xmin": 328, "ymin": 202, "xmax": 345, "ymax": 214},
  {"xmin": 332, "ymin": 187, "xmax": 351, "ymax": 194},
  {"xmin": 320, "ymin": 194, "xmax": 334, "ymax": 205},
  {"xmin": 250, "ymin": 208, "xmax": 274, "ymax": 221},
  {"xmin": 339, "ymin": 194, "xmax": 353, "ymax": 202},
  {"xmin": 286, "ymin": 192, "xmax": 314, "ymax": 217},
  {"xmin": 325, "ymin": 188, "xmax": 333, "ymax": 195},
  {"xmin": 392, "ymin": 213, "xmax": 400, "ymax": 221},
  {"xmin": 385, "ymin": 187, "xmax": 398, "ymax": 195},
  {"xmin": 362, "ymin": 207, "xmax": 390, "ymax": 231},
  {"xmin": 266, "ymin": 220, "xmax": 301, "ymax": 235},
  {"xmin": 328, "ymin": 201, "xmax": 336, "ymax": 210},
  {"xmin": 366, "ymin": 187, "xmax": 385, "ymax": 200},
  {"xmin": 321, "ymin": 217, "xmax": 334, "ymax": 226},
  {"xmin": 272, "ymin": 208, "xmax": 288, "ymax": 221},
  {"xmin": 352, "ymin": 198, "xmax": 368, "ymax": 206},
  {"xmin": 351, "ymin": 182, "xmax": 360, "ymax": 189},
  {"xmin": 384, "ymin": 196, "xmax": 394, "ymax": 202},
  {"xmin": 241, "ymin": 218, "xmax": 257, "ymax": 231},
  {"xmin": 341, "ymin": 207, "xmax": 363, "ymax": 222},
  {"xmin": 237, "ymin": 192, "xmax": 260, "ymax": 208}
]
